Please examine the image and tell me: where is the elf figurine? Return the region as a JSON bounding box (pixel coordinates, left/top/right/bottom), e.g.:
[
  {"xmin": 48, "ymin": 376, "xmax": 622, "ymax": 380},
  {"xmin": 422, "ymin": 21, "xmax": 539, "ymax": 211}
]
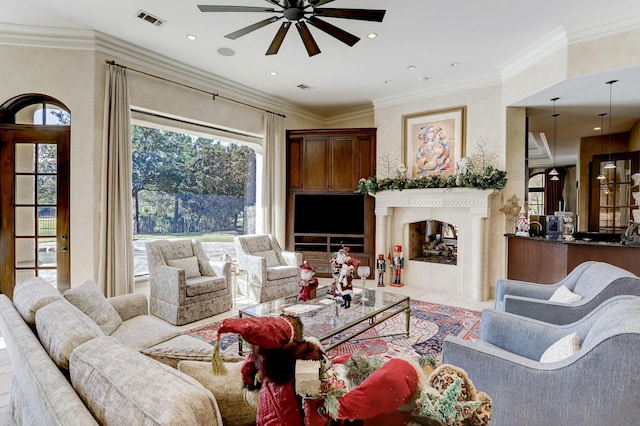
[
  {"xmin": 297, "ymin": 261, "xmax": 319, "ymax": 302},
  {"xmin": 376, "ymin": 254, "xmax": 386, "ymax": 287}
]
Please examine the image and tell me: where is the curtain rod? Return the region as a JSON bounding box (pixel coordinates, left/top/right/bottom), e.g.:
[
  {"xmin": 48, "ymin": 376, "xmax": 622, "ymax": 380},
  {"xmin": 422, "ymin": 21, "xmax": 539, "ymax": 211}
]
[{"xmin": 105, "ymin": 60, "xmax": 286, "ymax": 118}]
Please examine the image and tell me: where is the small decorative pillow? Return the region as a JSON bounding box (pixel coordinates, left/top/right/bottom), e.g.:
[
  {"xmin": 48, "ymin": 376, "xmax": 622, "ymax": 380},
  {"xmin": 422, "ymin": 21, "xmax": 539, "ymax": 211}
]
[
  {"xmin": 255, "ymin": 250, "xmax": 280, "ymax": 267},
  {"xmin": 64, "ymin": 280, "xmax": 123, "ymax": 335},
  {"xmin": 548, "ymin": 285, "xmax": 583, "ymax": 304},
  {"xmin": 167, "ymin": 256, "xmax": 201, "ymax": 279},
  {"xmin": 540, "ymin": 332, "xmax": 581, "ymax": 363}
]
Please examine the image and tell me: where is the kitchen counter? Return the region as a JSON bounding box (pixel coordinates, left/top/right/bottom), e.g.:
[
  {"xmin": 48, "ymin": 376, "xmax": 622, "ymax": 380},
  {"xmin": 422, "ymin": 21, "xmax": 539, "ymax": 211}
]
[{"xmin": 505, "ymin": 234, "xmax": 640, "ymax": 283}]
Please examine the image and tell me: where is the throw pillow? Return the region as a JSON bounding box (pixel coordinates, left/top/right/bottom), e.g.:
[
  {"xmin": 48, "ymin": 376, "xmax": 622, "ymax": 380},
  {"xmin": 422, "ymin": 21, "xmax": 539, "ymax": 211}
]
[
  {"xmin": 548, "ymin": 285, "xmax": 583, "ymax": 304},
  {"xmin": 539, "ymin": 332, "xmax": 581, "ymax": 363},
  {"xmin": 64, "ymin": 280, "xmax": 123, "ymax": 335},
  {"xmin": 255, "ymin": 250, "xmax": 280, "ymax": 267},
  {"xmin": 167, "ymin": 256, "xmax": 201, "ymax": 279}
]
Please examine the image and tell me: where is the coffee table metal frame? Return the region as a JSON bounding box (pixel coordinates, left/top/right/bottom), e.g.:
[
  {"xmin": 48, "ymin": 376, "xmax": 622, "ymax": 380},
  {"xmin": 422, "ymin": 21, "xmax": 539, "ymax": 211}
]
[{"xmin": 237, "ymin": 287, "xmax": 410, "ymax": 354}]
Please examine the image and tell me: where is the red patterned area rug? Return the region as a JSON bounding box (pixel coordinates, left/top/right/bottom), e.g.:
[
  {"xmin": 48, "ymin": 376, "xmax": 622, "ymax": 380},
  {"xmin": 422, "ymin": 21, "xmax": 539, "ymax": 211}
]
[{"xmin": 186, "ymin": 300, "xmax": 481, "ymax": 363}]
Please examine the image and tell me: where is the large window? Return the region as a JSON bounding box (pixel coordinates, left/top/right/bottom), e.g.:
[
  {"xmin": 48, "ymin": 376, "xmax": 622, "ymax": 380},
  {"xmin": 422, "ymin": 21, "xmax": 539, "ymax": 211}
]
[{"xmin": 131, "ymin": 124, "xmax": 257, "ymax": 276}]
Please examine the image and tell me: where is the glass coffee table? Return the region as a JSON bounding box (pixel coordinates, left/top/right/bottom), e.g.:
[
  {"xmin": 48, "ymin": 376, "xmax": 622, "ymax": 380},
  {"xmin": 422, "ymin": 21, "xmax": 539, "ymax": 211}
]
[{"xmin": 237, "ymin": 287, "xmax": 410, "ymax": 354}]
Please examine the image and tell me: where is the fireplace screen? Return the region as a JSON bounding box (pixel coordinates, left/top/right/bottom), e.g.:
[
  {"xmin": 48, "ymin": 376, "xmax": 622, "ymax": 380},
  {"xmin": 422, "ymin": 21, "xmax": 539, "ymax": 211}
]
[{"xmin": 409, "ymin": 220, "xmax": 458, "ymax": 265}]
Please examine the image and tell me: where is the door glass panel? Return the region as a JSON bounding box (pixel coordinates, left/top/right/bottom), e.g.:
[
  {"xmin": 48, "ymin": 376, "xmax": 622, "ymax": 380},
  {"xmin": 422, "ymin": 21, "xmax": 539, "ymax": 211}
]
[
  {"xmin": 15, "ymin": 207, "xmax": 35, "ymax": 236},
  {"xmin": 15, "ymin": 143, "xmax": 35, "ymax": 173},
  {"xmin": 37, "ymin": 175, "xmax": 57, "ymax": 205},
  {"xmin": 44, "ymin": 104, "xmax": 71, "ymax": 125},
  {"xmin": 15, "ymin": 238, "xmax": 36, "ymax": 268},
  {"xmin": 15, "ymin": 175, "xmax": 35, "ymax": 204},
  {"xmin": 38, "ymin": 207, "xmax": 57, "ymax": 237},
  {"xmin": 37, "ymin": 144, "xmax": 57, "ymax": 173},
  {"xmin": 15, "ymin": 269, "xmax": 36, "ymax": 283},
  {"xmin": 38, "ymin": 238, "xmax": 57, "ymax": 267}
]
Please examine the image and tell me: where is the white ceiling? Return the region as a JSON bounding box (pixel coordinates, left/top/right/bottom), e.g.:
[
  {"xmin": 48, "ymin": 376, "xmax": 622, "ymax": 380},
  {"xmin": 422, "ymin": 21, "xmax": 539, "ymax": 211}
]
[{"xmin": 4, "ymin": 0, "xmax": 640, "ymax": 166}]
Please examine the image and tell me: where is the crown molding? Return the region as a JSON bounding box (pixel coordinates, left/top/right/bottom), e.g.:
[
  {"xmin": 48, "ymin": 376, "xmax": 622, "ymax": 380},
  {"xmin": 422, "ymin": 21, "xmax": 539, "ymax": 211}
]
[
  {"xmin": 323, "ymin": 104, "xmax": 374, "ymax": 126},
  {"xmin": 0, "ymin": 22, "xmax": 325, "ymax": 124},
  {"xmin": 372, "ymin": 73, "xmax": 500, "ymax": 110},
  {"xmin": 568, "ymin": 7, "xmax": 640, "ymax": 43}
]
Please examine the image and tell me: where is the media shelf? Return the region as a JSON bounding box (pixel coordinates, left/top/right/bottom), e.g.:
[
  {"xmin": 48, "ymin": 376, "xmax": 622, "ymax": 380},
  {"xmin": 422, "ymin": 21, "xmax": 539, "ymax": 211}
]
[{"xmin": 294, "ymin": 233, "xmax": 368, "ymax": 276}]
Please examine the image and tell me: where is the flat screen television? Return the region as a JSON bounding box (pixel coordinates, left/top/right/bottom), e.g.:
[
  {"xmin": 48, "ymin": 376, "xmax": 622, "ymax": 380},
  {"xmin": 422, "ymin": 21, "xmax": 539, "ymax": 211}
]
[{"xmin": 294, "ymin": 193, "xmax": 365, "ymax": 234}]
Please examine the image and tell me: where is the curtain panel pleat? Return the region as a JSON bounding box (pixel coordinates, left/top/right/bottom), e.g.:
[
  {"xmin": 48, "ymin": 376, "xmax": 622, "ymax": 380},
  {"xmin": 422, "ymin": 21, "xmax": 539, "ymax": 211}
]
[
  {"xmin": 98, "ymin": 64, "xmax": 134, "ymax": 297},
  {"xmin": 262, "ymin": 113, "xmax": 285, "ymax": 243}
]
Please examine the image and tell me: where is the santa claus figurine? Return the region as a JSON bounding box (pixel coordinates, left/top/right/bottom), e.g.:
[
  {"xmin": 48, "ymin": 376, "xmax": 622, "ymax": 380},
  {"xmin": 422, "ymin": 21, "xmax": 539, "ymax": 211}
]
[
  {"xmin": 211, "ymin": 315, "xmax": 422, "ymax": 426},
  {"xmin": 297, "ymin": 260, "xmax": 319, "ymax": 302},
  {"xmin": 338, "ymin": 263, "xmax": 355, "ymax": 308}
]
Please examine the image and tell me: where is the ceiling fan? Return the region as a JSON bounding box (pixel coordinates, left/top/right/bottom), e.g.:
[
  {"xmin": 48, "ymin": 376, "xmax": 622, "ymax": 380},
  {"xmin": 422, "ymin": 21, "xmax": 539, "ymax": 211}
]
[{"xmin": 197, "ymin": 0, "xmax": 386, "ymax": 57}]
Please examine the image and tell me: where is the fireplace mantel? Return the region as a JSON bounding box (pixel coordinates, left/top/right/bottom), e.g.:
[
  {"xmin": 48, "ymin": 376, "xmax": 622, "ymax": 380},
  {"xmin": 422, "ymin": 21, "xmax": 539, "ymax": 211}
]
[{"xmin": 373, "ymin": 188, "xmax": 497, "ymax": 301}]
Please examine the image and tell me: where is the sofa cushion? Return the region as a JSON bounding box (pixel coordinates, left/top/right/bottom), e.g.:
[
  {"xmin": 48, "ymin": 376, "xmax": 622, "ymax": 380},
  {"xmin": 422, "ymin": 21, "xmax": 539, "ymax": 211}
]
[
  {"xmin": 186, "ymin": 276, "xmax": 227, "ymax": 296},
  {"xmin": 12, "ymin": 276, "xmax": 63, "ymax": 326},
  {"xmin": 110, "ymin": 313, "xmax": 181, "ymax": 350},
  {"xmin": 167, "ymin": 256, "xmax": 201, "ymax": 279},
  {"xmin": 549, "ymin": 285, "xmax": 583, "ymax": 304},
  {"xmin": 540, "ymin": 332, "xmax": 581, "ymax": 363},
  {"xmin": 141, "ymin": 334, "xmax": 216, "ymax": 368},
  {"xmin": 35, "ymin": 299, "xmax": 104, "ymax": 370},
  {"xmin": 178, "ymin": 360, "xmax": 258, "ymax": 426},
  {"xmin": 255, "ymin": 250, "xmax": 280, "ymax": 267},
  {"xmin": 69, "ymin": 336, "xmax": 223, "ymax": 426},
  {"xmin": 64, "ymin": 280, "xmax": 123, "ymax": 335}
]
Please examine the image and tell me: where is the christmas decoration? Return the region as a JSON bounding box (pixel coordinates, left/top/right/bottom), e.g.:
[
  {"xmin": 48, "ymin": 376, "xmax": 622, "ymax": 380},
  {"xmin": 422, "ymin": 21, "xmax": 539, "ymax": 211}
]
[
  {"xmin": 297, "ymin": 260, "xmax": 319, "ymax": 301},
  {"xmin": 376, "ymin": 254, "xmax": 386, "ymax": 287}
]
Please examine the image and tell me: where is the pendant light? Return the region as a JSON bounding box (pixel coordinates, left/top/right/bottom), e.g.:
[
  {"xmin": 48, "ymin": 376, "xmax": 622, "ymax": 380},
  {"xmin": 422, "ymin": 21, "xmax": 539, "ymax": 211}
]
[
  {"xmin": 549, "ymin": 97, "xmax": 560, "ymax": 181},
  {"xmin": 596, "ymin": 113, "xmax": 607, "ymax": 180},
  {"xmin": 603, "ymin": 79, "xmax": 618, "ymax": 169}
]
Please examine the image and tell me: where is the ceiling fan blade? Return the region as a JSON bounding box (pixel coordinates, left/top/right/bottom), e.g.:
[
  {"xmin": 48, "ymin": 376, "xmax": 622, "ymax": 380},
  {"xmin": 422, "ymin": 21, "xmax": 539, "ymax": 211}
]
[
  {"xmin": 296, "ymin": 21, "xmax": 321, "ymax": 57},
  {"xmin": 307, "ymin": 0, "xmax": 335, "ymax": 7},
  {"xmin": 314, "ymin": 8, "xmax": 386, "ymax": 22},
  {"xmin": 266, "ymin": 21, "xmax": 292, "ymax": 55},
  {"xmin": 198, "ymin": 5, "xmax": 276, "ymax": 13},
  {"xmin": 307, "ymin": 16, "xmax": 359, "ymax": 46},
  {"xmin": 225, "ymin": 16, "xmax": 282, "ymax": 40}
]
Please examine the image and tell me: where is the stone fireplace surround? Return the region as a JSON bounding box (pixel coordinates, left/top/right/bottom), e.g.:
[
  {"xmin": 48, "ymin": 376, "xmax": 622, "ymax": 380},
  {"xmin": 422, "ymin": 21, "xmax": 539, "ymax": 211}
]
[{"xmin": 374, "ymin": 188, "xmax": 497, "ymax": 301}]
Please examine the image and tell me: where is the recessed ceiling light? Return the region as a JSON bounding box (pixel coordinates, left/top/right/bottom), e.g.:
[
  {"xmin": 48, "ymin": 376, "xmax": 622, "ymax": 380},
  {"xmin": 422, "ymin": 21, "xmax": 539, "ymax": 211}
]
[
  {"xmin": 384, "ymin": 80, "xmax": 392, "ymax": 84},
  {"xmin": 217, "ymin": 47, "xmax": 236, "ymax": 57},
  {"xmin": 186, "ymin": 34, "xmax": 197, "ymax": 41},
  {"xmin": 269, "ymin": 71, "xmax": 278, "ymax": 76},
  {"xmin": 594, "ymin": 126, "xmax": 602, "ymax": 131},
  {"xmin": 407, "ymin": 65, "xmax": 416, "ymax": 70},
  {"xmin": 419, "ymin": 76, "xmax": 430, "ymax": 82},
  {"xmin": 450, "ymin": 62, "xmax": 460, "ymax": 67},
  {"xmin": 367, "ymin": 33, "xmax": 378, "ymax": 39}
]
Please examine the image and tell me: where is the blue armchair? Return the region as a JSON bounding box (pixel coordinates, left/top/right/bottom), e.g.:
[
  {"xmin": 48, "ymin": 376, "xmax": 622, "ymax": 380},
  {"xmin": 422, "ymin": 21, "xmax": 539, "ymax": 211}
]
[
  {"xmin": 494, "ymin": 261, "xmax": 640, "ymax": 324},
  {"xmin": 443, "ymin": 296, "xmax": 640, "ymax": 426}
]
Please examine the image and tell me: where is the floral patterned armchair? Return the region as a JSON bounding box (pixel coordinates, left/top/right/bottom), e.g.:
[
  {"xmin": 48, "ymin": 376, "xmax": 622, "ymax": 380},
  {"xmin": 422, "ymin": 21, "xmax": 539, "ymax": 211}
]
[
  {"xmin": 146, "ymin": 239, "xmax": 232, "ymax": 325},
  {"xmin": 233, "ymin": 234, "xmax": 303, "ymax": 303}
]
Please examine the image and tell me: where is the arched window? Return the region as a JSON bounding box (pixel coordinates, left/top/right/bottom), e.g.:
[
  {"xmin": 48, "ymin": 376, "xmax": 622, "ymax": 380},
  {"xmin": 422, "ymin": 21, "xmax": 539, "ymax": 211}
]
[
  {"xmin": 528, "ymin": 172, "xmax": 545, "ymax": 215},
  {"xmin": 0, "ymin": 93, "xmax": 70, "ymax": 125}
]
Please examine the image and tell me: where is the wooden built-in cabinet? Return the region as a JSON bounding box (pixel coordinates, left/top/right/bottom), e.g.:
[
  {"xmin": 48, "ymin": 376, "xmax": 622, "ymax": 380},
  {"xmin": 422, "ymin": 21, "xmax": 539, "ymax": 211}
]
[{"xmin": 286, "ymin": 128, "xmax": 376, "ymax": 276}]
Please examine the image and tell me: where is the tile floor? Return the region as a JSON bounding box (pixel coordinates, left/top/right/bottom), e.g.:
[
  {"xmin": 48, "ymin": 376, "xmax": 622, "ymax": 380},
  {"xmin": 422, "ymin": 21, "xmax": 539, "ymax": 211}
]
[{"xmin": 0, "ymin": 279, "xmax": 494, "ymax": 424}]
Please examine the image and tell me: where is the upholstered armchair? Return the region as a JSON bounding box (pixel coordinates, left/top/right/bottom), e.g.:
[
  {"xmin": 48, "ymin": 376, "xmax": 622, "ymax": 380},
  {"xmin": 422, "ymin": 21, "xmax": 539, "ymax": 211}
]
[
  {"xmin": 494, "ymin": 261, "xmax": 640, "ymax": 324},
  {"xmin": 233, "ymin": 234, "xmax": 303, "ymax": 303},
  {"xmin": 443, "ymin": 295, "xmax": 640, "ymax": 426},
  {"xmin": 146, "ymin": 239, "xmax": 232, "ymax": 325}
]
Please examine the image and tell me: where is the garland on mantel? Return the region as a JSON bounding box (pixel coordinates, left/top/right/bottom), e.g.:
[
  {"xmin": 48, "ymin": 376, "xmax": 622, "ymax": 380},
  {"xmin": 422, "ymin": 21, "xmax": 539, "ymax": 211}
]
[{"xmin": 356, "ymin": 140, "xmax": 508, "ymax": 195}]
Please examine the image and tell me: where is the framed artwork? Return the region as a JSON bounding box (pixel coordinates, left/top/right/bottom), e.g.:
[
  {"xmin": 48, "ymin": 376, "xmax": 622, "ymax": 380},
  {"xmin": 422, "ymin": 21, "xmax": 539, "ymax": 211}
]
[{"xmin": 403, "ymin": 106, "xmax": 466, "ymax": 179}]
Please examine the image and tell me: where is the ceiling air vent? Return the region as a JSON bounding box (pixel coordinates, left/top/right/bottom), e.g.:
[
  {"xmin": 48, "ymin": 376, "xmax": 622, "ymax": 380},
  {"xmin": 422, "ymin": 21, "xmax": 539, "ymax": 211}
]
[
  {"xmin": 136, "ymin": 10, "xmax": 166, "ymax": 27},
  {"xmin": 296, "ymin": 84, "xmax": 312, "ymax": 90}
]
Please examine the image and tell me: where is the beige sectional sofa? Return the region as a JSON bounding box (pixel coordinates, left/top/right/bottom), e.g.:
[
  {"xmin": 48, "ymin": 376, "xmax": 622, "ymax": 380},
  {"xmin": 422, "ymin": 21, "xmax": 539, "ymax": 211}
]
[{"xmin": 0, "ymin": 277, "xmax": 255, "ymax": 426}]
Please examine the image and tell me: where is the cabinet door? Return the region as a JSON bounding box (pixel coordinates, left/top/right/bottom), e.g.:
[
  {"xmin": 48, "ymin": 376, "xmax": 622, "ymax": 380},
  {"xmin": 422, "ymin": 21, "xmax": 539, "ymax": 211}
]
[
  {"xmin": 302, "ymin": 137, "xmax": 329, "ymax": 189},
  {"xmin": 329, "ymin": 136, "xmax": 356, "ymax": 190}
]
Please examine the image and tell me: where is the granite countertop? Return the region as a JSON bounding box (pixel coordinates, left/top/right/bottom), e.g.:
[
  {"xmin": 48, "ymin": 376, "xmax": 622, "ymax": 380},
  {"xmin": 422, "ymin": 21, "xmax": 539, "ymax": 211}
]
[{"xmin": 505, "ymin": 233, "xmax": 640, "ymax": 248}]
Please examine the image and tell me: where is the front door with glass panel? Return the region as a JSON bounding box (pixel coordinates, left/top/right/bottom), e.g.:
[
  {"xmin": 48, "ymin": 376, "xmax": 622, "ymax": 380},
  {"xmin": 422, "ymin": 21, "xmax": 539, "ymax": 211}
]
[{"xmin": 0, "ymin": 125, "xmax": 70, "ymax": 298}]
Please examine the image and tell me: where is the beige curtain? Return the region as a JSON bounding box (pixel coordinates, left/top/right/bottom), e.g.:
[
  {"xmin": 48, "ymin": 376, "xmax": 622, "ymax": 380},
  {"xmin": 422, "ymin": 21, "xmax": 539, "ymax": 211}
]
[
  {"xmin": 263, "ymin": 113, "xmax": 285, "ymax": 243},
  {"xmin": 98, "ymin": 64, "xmax": 134, "ymax": 297}
]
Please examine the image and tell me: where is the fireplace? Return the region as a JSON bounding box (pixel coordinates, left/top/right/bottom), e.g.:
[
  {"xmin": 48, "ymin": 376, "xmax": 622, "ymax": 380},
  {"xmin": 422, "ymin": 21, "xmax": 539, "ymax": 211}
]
[
  {"xmin": 374, "ymin": 188, "xmax": 496, "ymax": 301},
  {"xmin": 409, "ymin": 220, "xmax": 458, "ymax": 265}
]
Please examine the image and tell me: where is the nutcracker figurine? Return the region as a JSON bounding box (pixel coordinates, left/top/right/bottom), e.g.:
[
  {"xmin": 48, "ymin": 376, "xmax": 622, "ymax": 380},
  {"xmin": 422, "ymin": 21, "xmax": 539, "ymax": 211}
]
[
  {"xmin": 391, "ymin": 245, "xmax": 404, "ymax": 287},
  {"xmin": 376, "ymin": 254, "xmax": 386, "ymax": 287}
]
